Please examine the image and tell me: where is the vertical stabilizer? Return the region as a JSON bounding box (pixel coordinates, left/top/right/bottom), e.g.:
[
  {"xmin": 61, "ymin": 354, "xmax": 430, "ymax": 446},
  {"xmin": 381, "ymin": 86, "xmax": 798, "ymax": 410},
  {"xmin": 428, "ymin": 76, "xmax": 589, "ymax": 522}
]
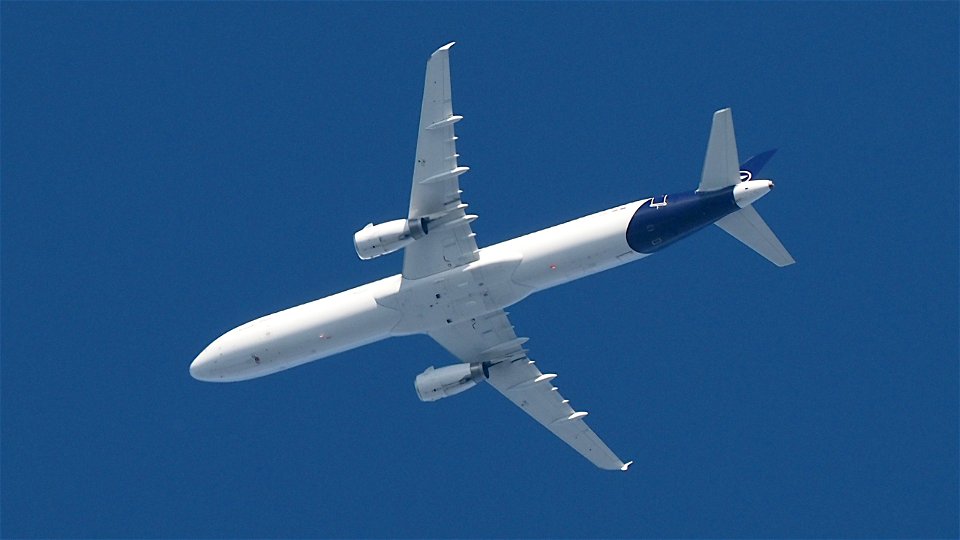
[
  {"xmin": 697, "ymin": 108, "xmax": 741, "ymax": 193},
  {"xmin": 715, "ymin": 206, "xmax": 795, "ymax": 267}
]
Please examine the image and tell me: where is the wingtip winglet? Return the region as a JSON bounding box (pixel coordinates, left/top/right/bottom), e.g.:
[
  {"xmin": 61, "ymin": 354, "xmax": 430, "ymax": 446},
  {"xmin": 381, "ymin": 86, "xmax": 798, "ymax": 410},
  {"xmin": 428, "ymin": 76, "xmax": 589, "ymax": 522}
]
[{"xmin": 620, "ymin": 460, "xmax": 634, "ymax": 472}]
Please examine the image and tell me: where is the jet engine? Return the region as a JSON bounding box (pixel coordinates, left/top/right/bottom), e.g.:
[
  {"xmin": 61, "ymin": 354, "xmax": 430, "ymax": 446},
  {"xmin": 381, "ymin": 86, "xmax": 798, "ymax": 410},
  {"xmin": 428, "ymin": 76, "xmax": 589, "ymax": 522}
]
[
  {"xmin": 354, "ymin": 218, "xmax": 428, "ymax": 260},
  {"xmin": 415, "ymin": 362, "xmax": 489, "ymax": 402}
]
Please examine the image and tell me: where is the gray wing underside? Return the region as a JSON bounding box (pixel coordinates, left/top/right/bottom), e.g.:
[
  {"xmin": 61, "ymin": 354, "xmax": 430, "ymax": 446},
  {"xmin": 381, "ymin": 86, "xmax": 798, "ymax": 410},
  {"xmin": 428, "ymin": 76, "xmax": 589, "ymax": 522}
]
[
  {"xmin": 428, "ymin": 310, "xmax": 632, "ymax": 471},
  {"xmin": 405, "ymin": 44, "xmax": 629, "ymax": 470},
  {"xmin": 402, "ymin": 43, "xmax": 478, "ymax": 280}
]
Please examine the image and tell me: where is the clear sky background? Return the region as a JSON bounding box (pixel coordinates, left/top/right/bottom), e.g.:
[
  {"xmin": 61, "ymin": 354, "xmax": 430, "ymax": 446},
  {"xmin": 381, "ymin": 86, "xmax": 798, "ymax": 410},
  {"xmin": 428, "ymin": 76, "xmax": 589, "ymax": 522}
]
[{"xmin": 2, "ymin": 3, "xmax": 957, "ymax": 538}]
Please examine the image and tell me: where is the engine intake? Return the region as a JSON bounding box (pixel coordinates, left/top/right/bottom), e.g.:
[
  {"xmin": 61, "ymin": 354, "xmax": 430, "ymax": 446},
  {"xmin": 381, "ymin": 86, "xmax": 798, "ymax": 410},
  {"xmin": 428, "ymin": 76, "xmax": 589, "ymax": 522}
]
[
  {"xmin": 415, "ymin": 362, "xmax": 489, "ymax": 402},
  {"xmin": 354, "ymin": 218, "xmax": 428, "ymax": 260}
]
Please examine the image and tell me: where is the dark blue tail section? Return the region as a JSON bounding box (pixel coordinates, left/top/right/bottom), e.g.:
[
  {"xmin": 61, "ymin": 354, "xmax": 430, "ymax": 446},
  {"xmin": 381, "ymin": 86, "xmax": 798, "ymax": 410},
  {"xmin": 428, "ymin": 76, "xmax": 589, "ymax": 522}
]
[
  {"xmin": 625, "ymin": 187, "xmax": 740, "ymax": 255},
  {"xmin": 739, "ymin": 149, "xmax": 777, "ymax": 180}
]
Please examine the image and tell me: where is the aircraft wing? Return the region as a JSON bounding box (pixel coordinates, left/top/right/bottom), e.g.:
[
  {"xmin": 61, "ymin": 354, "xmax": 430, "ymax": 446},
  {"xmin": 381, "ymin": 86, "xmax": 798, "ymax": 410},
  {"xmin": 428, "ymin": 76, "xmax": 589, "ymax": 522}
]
[
  {"xmin": 428, "ymin": 310, "xmax": 633, "ymax": 471},
  {"xmin": 402, "ymin": 43, "xmax": 479, "ymax": 280}
]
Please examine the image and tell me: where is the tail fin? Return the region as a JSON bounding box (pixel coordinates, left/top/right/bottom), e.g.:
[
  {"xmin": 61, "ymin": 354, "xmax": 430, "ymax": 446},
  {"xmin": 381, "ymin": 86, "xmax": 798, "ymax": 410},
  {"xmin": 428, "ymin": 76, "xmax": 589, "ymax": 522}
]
[
  {"xmin": 697, "ymin": 108, "xmax": 740, "ymax": 193},
  {"xmin": 716, "ymin": 206, "xmax": 795, "ymax": 267},
  {"xmin": 697, "ymin": 109, "xmax": 795, "ymax": 266},
  {"xmin": 739, "ymin": 149, "xmax": 778, "ymax": 180}
]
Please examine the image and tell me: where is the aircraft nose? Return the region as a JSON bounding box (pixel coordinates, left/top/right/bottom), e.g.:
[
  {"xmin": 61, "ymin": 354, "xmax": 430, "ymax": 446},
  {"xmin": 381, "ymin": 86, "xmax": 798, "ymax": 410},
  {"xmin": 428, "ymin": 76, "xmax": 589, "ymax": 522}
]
[{"xmin": 190, "ymin": 349, "xmax": 216, "ymax": 381}]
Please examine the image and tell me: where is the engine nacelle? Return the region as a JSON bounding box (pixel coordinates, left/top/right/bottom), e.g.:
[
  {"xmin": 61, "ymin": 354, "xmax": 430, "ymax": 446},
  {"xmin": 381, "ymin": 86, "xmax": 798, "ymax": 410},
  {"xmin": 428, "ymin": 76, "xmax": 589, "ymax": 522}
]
[
  {"xmin": 354, "ymin": 218, "xmax": 428, "ymax": 260},
  {"xmin": 415, "ymin": 362, "xmax": 489, "ymax": 402}
]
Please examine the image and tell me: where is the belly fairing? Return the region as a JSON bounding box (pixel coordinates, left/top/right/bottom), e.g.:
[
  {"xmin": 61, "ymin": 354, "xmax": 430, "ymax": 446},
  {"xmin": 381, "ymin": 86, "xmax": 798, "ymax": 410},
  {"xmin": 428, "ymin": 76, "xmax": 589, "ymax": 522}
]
[{"xmin": 377, "ymin": 248, "xmax": 529, "ymax": 335}]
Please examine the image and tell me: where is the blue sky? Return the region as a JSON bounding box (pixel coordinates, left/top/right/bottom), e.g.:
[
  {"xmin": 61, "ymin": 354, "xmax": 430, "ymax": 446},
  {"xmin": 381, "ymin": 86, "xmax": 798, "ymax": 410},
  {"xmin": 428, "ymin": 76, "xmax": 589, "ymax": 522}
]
[{"xmin": 2, "ymin": 3, "xmax": 957, "ymax": 538}]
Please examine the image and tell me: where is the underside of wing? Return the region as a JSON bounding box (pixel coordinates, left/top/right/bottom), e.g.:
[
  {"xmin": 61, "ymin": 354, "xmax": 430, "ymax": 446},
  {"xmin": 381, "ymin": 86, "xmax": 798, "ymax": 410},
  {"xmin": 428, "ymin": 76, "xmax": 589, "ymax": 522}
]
[
  {"xmin": 402, "ymin": 43, "xmax": 479, "ymax": 280},
  {"xmin": 428, "ymin": 311, "xmax": 632, "ymax": 471}
]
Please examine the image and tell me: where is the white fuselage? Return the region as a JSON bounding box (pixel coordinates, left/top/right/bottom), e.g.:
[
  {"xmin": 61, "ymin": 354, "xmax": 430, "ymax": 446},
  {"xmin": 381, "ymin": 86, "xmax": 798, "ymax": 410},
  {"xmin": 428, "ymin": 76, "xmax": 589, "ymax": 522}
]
[{"xmin": 190, "ymin": 199, "xmax": 650, "ymax": 382}]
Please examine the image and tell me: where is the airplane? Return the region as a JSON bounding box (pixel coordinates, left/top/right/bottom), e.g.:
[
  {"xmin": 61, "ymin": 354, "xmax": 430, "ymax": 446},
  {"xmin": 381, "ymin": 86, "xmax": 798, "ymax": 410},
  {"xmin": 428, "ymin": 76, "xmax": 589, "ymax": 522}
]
[{"xmin": 190, "ymin": 42, "xmax": 795, "ymax": 471}]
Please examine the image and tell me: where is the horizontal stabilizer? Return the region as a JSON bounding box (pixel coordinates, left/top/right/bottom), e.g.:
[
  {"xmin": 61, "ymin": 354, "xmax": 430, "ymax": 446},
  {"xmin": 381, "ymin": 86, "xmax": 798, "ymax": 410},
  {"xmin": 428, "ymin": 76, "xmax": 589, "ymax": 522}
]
[{"xmin": 715, "ymin": 206, "xmax": 795, "ymax": 267}]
